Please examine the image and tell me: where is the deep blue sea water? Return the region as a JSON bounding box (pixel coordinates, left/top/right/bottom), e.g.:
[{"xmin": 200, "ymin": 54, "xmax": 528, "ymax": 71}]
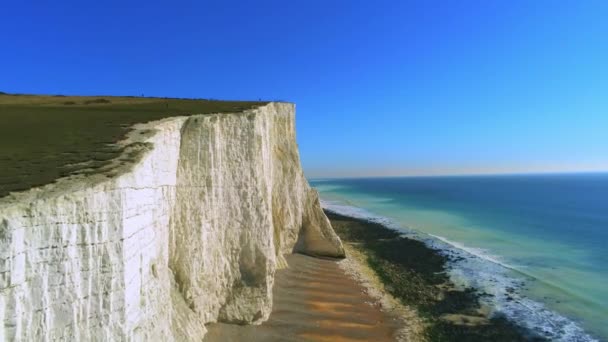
[{"xmin": 310, "ymin": 173, "xmax": 608, "ymax": 341}]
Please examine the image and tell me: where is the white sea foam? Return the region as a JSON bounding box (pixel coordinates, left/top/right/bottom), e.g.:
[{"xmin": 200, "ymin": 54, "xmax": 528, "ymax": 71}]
[
  {"xmin": 321, "ymin": 199, "xmax": 599, "ymax": 342},
  {"xmin": 427, "ymin": 233, "xmax": 516, "ymax": 270}
]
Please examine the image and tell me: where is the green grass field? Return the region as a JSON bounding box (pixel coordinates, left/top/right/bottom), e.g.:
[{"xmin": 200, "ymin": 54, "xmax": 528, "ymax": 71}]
[{"xmin": 0, "ymin": 93, "xmax": 266, "ymax": 198}]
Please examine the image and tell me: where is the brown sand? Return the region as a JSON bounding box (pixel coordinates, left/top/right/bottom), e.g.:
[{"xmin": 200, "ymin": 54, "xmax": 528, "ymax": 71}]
[{"xmin": 204, "ymin": 253, "xmax": 403, "ymax": 342}]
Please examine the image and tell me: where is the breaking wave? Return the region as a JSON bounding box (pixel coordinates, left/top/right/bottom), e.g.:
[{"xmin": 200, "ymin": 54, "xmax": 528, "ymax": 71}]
[{"xmin": 322, "ymin": 199, "xmax": 598, "ymax": 342}]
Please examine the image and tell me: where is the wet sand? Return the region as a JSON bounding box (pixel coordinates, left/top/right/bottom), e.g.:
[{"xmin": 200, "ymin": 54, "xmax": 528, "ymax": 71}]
[{"xmin": 204, "ymin": 253, "xmax": 403, "ymax": 342}]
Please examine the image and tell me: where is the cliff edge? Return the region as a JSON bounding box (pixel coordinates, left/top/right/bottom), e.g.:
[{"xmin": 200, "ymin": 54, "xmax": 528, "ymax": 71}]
[{"xmin": 0, "ymin": 102, "xmax": 344, "ymax": 340}]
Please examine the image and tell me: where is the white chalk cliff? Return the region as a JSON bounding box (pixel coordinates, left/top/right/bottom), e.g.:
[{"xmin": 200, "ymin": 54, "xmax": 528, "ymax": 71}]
[{"xmin": 0, "ymin": 103, "xmax": 344, "ymax": 341}]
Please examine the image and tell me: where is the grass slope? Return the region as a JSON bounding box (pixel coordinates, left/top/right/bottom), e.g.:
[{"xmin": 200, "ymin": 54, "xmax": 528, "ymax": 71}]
[{"xmin": 0, "ymin": 93, "xmax": 266, "ymax": 198}]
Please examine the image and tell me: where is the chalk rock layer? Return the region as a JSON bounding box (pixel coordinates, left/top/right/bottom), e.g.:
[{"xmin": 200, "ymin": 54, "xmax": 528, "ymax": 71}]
[{"xmin": 0, "ymin": 103, "xmax": 344, "ymax": 341}]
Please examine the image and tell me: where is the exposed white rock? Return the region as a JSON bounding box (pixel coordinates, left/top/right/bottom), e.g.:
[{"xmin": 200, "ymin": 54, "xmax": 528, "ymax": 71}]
[{"xmin": 0, "ymin": 103, "xmax": 344, "ymax": 341}]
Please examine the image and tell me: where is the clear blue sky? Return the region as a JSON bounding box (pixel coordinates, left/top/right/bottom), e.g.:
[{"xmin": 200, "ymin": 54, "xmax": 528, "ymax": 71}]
[{"xmin": 2, "ymin": 1, "xmax": 607, "ymax": 177}]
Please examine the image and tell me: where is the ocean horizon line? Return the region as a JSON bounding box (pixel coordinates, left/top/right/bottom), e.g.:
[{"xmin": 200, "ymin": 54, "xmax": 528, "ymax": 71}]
[{"xmin": 308, "ymin": 169, "xmax": 608, "ymax": 181}]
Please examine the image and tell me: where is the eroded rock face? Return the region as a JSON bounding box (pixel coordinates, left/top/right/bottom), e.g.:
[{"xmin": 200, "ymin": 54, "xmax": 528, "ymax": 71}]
[{"xmin": 0, "ymin": 103, "xmax": 344, "ymax": 341}]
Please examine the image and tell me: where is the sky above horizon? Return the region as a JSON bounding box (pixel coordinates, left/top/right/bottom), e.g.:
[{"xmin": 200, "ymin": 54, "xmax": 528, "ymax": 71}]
[{"xmin": 2, "ymin": 1, "xmax": 607, "ymax": 178}]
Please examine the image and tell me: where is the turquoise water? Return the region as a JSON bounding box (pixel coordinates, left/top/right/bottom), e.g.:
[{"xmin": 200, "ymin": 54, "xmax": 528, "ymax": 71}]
[{"xmin": 310, "ymin": 173, "xmax": 608, "ymax": 341}]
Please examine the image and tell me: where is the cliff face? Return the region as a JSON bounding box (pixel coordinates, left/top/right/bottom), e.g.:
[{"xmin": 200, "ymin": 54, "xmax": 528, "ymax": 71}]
[{"xmin": 0, "ymin": 103, "xmax": 344, "ymax": 341}]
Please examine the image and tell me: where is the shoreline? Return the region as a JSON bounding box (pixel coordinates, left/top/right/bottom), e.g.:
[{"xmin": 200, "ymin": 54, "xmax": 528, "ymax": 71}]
[
  {"xmin": 325, "ymin": 209, "xmax": 546, "ymax": 341},
  {"xmin": 337, "ymin": 243, "xmax": 426, "ymax": 341}
]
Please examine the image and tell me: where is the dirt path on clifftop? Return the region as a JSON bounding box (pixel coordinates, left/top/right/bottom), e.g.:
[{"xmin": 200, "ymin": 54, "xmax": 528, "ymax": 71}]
[{"xmin": 204, "ymin": 253, "xmax": 403, "ymax": 342}]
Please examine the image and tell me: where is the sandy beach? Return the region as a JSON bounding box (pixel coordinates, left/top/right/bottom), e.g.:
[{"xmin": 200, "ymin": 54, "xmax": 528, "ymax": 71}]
[
  {"xmin": 204, "ymin": 253, "xmax": 414, "ymax": 341},
  {"xmin": 205, "ymin": 210, "xmax": 541, "ymax": 341}
]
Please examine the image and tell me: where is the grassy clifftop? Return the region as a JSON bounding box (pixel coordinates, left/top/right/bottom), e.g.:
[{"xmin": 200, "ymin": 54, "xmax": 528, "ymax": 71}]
[{"xmin": 0, "ymin": 93, "xmax": 266, "ymax": 198}]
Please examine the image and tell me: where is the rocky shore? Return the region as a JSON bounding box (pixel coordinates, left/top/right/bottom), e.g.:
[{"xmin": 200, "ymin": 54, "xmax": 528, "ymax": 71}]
[{"xmin": 325, "ymin": 210, "xmax": 545, "ymax": 342}]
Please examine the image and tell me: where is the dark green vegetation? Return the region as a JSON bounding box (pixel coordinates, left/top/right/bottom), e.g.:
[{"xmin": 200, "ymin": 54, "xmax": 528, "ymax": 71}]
[
  {"xmin": 326, "ymin": 211, "xmax": 546, "ymax": 342},
  {"xmin": 0, "ymin": 93, "xmax": 266, "ymax": 198}
]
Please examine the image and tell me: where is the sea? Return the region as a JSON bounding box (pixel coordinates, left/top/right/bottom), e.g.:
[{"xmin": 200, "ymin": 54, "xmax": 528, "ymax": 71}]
[{"xmin": 310, "ymin": 173, "xmax": 608, "ymax": 341}]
